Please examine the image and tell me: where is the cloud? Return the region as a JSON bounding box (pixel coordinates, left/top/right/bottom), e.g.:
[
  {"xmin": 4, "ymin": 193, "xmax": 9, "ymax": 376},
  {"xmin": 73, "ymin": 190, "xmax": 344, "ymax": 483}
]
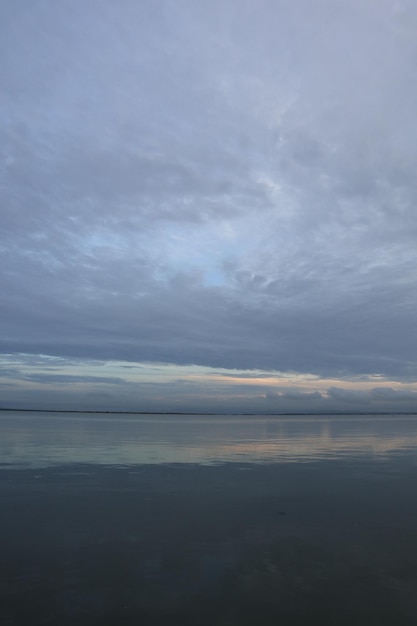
[
  {"xmin": 1, "ymin": 352, "xmax": 417, "ymax": 413},
  {"xmin": 265, "ymin": 390, "xmax": 324, "ymax": 401},
  {"xmin": 370, "ymin": 386, "xmax": 417, "ymax": 402},
  {"xmin": 325, "ymin": 385, "xmax": 417, "ymax": 413},
  {"xmin": 21, "ymin": 374, "xmax": 127, "ymax": 385},
  {"xmin": 1, "ymin": 0, "xmax": 417, "ymax": 411}
]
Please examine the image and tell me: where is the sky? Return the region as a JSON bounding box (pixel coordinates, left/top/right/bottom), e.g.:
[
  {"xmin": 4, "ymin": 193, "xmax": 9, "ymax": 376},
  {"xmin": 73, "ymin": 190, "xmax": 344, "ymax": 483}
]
[{"xmin": 1, "ymin": 0, "xmax": 417, "ymax": 413}]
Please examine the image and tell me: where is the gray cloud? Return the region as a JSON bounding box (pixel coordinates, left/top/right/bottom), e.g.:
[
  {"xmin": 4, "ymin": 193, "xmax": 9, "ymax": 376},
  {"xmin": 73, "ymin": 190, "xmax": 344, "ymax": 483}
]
[
  {"xmin": 1, "ymin": 0, "xmax": 417, "ymax": 411},
  {"xmin": 265, "ymin": 390, "xmax": 324, "ymax": 401},
  {"xmin": 263, "ymin": 386, "xmax": 417, "ymax": 414},
  {"xmin": 21, "ymin": 374, "xmax": 127, "ymax": 385}
]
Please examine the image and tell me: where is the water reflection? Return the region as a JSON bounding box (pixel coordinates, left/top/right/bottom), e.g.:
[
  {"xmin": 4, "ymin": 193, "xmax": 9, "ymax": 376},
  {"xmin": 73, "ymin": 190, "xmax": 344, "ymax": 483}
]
[{"xmin": 1, "ymin": 411, "xmax": 417, "ymax": 468}]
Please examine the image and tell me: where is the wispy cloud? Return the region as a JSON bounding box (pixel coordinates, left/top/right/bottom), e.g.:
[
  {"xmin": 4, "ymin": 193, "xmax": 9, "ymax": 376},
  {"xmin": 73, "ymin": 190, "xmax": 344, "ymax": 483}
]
[{"xmin": 1, "ymin": 1, "xmax": 417, "ymax": 410}]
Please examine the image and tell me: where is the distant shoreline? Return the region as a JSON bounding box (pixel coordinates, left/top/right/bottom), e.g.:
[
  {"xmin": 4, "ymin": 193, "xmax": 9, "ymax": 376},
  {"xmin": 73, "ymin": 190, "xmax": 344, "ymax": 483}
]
[{"xmin": 1, "ymin": 407, "xmax": 417, "ymax": 417}]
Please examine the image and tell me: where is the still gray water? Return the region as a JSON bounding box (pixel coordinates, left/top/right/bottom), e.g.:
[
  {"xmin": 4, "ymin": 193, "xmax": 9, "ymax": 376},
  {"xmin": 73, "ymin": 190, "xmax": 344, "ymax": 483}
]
[
  {"xmin": 3, "ymin": 412, "xmax": 417, "ymax": 625},
  {"xmin": 1, "ymin": 411, "xmax": 417, "ymax": 468}
]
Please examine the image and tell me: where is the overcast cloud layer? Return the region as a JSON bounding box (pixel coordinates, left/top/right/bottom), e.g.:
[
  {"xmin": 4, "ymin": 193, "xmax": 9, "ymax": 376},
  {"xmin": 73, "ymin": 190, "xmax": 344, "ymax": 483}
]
[{"xmin": 1, "ymin": 1, "xmax": 417, "ymax": 411}]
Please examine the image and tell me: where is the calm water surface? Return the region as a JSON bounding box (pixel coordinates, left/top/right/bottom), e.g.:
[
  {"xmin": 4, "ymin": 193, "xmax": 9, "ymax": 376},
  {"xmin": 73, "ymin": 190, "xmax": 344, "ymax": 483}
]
[
  {"xmin": 3, "ymin": 412, "xmax": 417, "ymax": 625},
  {"xmin": 1, "ymin": 411, "xmax": 417, "ymax": 468}
]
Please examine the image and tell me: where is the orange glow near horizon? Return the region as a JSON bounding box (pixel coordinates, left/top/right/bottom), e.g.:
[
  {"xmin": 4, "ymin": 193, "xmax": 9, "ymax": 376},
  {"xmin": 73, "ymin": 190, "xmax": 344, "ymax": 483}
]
[{"xmin": 1, "ymin": 355, "xmax": 417, "ymax": 410}]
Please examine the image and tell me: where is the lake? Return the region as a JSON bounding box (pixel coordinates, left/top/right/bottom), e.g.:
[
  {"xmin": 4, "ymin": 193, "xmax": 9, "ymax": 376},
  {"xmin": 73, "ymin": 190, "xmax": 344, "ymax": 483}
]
[
  {"xmin": 2, "ymin": 412, "xmax": 417, "ymax": 625},
  {"xmin": 2, "ymin": 411, "xmax": 417, "ymax": 467}
]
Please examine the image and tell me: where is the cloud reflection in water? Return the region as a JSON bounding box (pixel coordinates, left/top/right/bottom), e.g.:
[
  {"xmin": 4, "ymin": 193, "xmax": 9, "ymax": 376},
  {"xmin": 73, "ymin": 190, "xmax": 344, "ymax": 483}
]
[{"xmin": 1, "ymin": 412, "xmax": 417, "ymax": 468}]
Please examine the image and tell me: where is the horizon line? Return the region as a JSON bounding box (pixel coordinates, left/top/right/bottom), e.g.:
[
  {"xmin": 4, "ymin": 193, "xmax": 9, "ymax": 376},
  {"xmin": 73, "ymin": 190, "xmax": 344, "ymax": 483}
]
[{"xmin": 1, "ymin": 408, "xmax": 417, "ymax": 417}]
